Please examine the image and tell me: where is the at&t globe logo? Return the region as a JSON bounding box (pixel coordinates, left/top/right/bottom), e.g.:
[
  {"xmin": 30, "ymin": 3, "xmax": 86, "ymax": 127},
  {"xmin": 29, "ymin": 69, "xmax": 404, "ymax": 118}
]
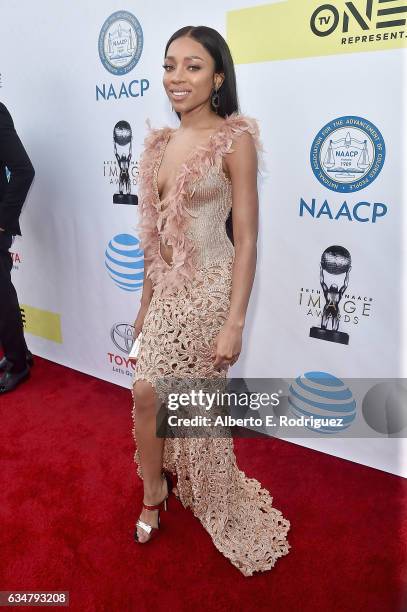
[
  {"xmin": 288, "ymin": 371, "xmax": 356, "ymax": 434},
  {"xmin": 98, "ymin": 11, "xmax": 143, "ymax": 75},
  {"xmin": 105, "ymin": 233, "xmax": 144, "ymax": 291},
  {"xmin": 310, "ymin": 115, "xmax": 385, "ymax": 193}
]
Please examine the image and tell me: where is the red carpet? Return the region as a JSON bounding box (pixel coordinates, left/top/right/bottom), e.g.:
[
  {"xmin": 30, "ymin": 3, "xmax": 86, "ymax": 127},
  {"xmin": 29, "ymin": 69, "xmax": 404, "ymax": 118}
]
[{"xmin": 0, "ymin": 356, "xmax": 406, "ymax": 612}]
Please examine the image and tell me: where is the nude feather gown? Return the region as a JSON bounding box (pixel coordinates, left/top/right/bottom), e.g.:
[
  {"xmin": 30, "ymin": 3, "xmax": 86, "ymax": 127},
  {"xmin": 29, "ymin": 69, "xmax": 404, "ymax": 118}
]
[{"xmin": 131, "ymin": 113, "xmax": 291, "ymax": 576}]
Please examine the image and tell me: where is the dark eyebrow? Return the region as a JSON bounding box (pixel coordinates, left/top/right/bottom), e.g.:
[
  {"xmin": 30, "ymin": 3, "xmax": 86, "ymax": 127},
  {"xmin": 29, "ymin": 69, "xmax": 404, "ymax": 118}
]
[{"xmin": 165, "ymin": 55, "xmax": 204, "ymax": 61}]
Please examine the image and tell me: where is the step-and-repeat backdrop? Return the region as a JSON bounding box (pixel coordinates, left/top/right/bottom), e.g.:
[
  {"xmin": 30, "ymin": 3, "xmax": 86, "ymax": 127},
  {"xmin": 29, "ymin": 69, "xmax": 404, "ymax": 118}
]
[{"xmin": 1, "ymin": 1, "xmax": 406, "ymax": 476}]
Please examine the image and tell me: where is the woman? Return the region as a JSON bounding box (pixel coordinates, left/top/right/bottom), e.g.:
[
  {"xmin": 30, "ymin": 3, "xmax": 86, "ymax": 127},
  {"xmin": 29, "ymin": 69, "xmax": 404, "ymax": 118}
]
[{"xmin": 131, "ymin": 25, "xmax": 291, "ymax": 577}]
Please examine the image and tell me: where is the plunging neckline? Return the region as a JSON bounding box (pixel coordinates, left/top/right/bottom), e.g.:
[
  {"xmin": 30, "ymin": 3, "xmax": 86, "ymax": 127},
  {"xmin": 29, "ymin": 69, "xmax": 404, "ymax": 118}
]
[
  {"xmin": 137, "ymin": 112, "xmax": 258, "ymax": 295},
  {"xmin": 153, "ymin": 121, "xmax": 228, "ymax": 208}
]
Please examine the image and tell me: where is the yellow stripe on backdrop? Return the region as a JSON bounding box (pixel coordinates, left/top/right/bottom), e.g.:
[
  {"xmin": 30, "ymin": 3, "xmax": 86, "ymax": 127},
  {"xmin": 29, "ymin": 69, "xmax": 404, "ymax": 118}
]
[
  {"xmin": 20, "ymin": 305, "xmax": 63, "ymax": 343},
  {"xmin": 227, "ymin": 0, "xmax": 407, "ymax": 64}
]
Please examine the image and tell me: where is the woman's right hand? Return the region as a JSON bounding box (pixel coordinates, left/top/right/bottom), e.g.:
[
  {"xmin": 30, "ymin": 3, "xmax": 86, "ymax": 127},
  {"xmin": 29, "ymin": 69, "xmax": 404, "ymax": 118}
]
[{"xmin": 133, "ymin": 305, "xmax": 148, "ymax": 339}]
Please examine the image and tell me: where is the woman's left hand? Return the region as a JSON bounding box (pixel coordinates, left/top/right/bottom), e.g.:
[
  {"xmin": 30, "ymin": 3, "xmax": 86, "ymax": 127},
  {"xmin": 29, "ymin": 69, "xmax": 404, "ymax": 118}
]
[{"xmin": 211, "ymin": 321, "xmax": 243, "ymax": 370}]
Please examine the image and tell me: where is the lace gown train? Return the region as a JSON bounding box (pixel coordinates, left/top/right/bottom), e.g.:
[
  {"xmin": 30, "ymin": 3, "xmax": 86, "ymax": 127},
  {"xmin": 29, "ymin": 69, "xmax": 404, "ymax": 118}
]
[{"xmin": 131, "ymin": 113, "xmax": 291, "ymax": 577}]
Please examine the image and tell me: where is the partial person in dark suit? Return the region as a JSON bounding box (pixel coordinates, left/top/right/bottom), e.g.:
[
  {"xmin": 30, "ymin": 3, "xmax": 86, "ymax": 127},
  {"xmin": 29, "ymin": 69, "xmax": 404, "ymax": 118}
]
[{"xmin": 0, "ymin": 102, "xmax": 35, "ymax": 393}]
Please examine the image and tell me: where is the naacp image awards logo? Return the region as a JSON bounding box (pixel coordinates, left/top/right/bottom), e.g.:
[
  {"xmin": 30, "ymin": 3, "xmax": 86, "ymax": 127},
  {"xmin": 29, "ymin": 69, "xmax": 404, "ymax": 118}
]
[
  {"xmin": 112, "ymin": 121, "xmax": 138, "ymax": 205},
  {"xmin": 299, "ymin": 244, "xmax": 374, "ymax": 344},
  {"xmin": 309, "ymin": 245, "xmax": 352, "ymax": 346},
  {"xmin": 98, "ymin": 11, "xmax": 143, "ymax": 76},
  {"xmin": 310, "ymin": 115, "xmax": 385, "ymax": 193}
]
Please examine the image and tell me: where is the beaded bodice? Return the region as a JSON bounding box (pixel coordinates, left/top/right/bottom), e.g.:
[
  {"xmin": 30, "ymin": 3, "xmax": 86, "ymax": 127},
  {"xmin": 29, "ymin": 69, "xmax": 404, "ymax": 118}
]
[{"xmin": 136, "ymin": 113, "xmax": 260, "ymax": 297}]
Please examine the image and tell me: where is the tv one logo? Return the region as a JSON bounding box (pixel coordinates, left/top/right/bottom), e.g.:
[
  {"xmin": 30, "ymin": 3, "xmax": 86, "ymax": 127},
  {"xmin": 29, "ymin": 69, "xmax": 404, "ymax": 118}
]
[{"xmin": 310, "ymin": 1, "xmax": 407, "ymax": 37}]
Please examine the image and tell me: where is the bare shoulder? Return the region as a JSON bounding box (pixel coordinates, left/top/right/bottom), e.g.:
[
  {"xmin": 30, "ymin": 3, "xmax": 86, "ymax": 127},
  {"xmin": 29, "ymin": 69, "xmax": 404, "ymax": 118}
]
[
  {"xmin": 218, "ymin": 113, "xmax": 261, "ymax": 168},
  {"xmin": 229, "ymin": 130, "xmax": 258, "ymax": 154},
  {"xmin": 224, "ymin": 129, "xmax": 258, "ymax": 177}
]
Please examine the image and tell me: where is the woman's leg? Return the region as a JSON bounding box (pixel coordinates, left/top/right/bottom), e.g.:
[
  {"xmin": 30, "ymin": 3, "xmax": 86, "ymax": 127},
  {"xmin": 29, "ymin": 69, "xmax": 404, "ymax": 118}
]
[{"xmin": 132, "ymin": 380, "xmax": 167, "ymax": 542}]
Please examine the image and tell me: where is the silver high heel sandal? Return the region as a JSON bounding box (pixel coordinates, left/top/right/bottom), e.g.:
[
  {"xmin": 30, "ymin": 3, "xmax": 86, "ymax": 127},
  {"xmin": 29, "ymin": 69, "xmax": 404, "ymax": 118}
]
[{"xmin": 134, "ymin": 470, "xmax": 174, "ymax": 543}]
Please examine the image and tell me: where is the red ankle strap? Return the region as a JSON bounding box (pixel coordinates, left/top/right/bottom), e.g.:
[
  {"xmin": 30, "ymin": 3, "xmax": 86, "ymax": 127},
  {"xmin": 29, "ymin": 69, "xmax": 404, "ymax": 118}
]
[{"xmin": 143, "ymin": 501, "xmax": 163, "ymax": 511}]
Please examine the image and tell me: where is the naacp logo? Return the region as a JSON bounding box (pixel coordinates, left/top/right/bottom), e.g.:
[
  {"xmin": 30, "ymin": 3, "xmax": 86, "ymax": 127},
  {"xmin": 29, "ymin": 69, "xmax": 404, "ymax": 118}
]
[
  {"xmin": 98, "ymin": 11, "xmax": 143, "ymax": 76},
  {"xmin": 310, "ymin": 116, "xmax": 385, "ymax": 193}
]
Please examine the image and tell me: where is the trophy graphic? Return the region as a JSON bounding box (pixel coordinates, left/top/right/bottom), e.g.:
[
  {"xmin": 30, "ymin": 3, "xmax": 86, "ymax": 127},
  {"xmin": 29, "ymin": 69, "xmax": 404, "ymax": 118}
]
[
  {"xmin": 113, "ymin": 120, "xmax": 138, "ymax": 205},
  {"xmin": 309, "ymin": 245, "xmax": 352, "ymax": 345}
]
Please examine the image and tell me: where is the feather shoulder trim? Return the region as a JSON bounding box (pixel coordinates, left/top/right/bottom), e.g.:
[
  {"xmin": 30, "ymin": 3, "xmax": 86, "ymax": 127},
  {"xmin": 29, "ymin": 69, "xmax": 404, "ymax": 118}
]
[{"xmin": 136, "ymin": 113, "xmax": 262, "ymax": 297}]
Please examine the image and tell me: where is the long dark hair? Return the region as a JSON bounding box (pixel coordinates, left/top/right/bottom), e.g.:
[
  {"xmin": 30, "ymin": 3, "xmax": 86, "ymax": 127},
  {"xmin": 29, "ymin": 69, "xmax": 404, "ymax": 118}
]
[{"xmin": 164, "ymin": 26, "xmax": 239, "ymax": 243}]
